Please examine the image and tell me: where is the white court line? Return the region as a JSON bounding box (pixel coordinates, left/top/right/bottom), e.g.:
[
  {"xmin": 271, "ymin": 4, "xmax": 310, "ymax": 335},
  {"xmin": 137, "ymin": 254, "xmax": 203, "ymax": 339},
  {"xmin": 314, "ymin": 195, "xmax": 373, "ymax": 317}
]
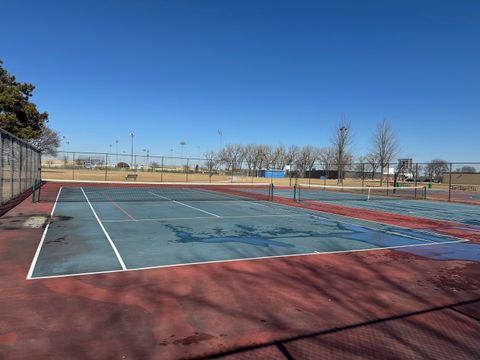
[
  {"xmin": 191, "ymin": 188, "xmax": 289, "ymax": 211},
  {"xmin": 408, "ymin": 208, "xmax": 480, "ymax": 214},
  {"xmin": 28, "ymin": 238, "xmax": 467, "ymax": 280},
  {"xmin": 102, "ymin": 213, "xmax": 310, "ymax": 223},
  {"xmin": 26, "ymin": 187, "xmax": 63, "ymax": 279},
  {"xmin": 81, "ymin": 187, "xmax": 127, "ymax": 270},
  {"xmin": 148, "ymin": 191, "xmax": 221, "ymax": 218},
  {"xmin": 384, "ymin": 231, "xmax": 435, "ymax": 243},
  {"xmin": 308, "ymin": 214, "xmax": 455, "ymax": 244},
  {"xmin": 288, "ymin": 202, "xmax": 474, "ymax": 243}
]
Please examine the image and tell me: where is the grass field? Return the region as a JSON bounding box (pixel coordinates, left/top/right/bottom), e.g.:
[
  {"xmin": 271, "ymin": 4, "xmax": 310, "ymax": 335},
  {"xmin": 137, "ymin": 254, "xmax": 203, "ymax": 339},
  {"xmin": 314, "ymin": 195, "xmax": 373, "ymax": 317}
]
[{"xmin": 41, "ymin": 168, "xmax": 431, "ymax": 187}]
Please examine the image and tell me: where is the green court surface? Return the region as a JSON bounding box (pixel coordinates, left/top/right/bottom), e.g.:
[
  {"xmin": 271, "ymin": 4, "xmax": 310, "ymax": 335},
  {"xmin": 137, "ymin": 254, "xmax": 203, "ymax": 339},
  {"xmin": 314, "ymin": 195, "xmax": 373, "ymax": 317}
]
[
  {"xmin": 273, "ymin": 187, "xmax": 480, "ymax": 227},
  {"xmin": 28, "ymin": 186, "xmax": 466, "ymax": 279}
]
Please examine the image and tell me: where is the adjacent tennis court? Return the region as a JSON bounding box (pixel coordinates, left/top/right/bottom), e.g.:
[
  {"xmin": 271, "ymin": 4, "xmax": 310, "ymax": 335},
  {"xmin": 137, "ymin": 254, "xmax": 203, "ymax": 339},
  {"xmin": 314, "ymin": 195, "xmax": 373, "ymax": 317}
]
[{"xmin": 28, "ymin": 181, "xmax": 467, "ymax": 279}]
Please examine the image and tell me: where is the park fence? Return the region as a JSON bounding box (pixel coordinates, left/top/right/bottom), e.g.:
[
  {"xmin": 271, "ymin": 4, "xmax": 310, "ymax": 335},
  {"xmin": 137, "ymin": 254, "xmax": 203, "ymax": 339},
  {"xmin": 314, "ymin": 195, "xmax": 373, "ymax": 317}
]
[
  {"xmin": 0, "ymin": 128, "xmax": 41, "ymax": 205},
  {"xmin": 41, "ymin": 151, "xmax": 480, "ymax": 205}
]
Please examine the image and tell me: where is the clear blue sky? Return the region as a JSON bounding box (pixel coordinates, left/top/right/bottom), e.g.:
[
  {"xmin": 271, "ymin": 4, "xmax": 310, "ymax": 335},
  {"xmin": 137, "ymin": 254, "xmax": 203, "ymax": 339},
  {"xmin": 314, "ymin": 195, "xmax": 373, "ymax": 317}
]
[{"xmin": 1, "ymin": 0, "xmax": 479, "ymax": 161}]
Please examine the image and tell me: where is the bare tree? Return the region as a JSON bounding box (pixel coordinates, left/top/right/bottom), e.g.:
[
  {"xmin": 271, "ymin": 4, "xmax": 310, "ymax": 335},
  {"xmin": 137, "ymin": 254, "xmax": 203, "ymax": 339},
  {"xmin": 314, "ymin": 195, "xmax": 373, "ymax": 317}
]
[
  {"xmin": 372, "ymin": 119, "xmax": 399, "ymax": 185},
  {"xmin": 28, "ymin": 126, "xmax": 60, "ymax": 156},
  {"xmin": 259, "ymin": 145, "xmax": 272, "ymax": 170},
  {"xmin": 425, "ymin": 159, "xmax": 449, "ymax": 182},
  {"xmin": 218, "ymin": 144, "xmax": 244, "ymax": 172},
  {"xmin": 269, "ymin": 145, "xmax": 287, "ymax": 169},
  {"xmin": 204, "ymin": 150, "xmax": 220, "ymax": 179},
  {"xmin": 364, "ymin": 152, "xmax": 380, "ymax": 180},
  {"xmin": 458, "ymin": 166, "xmax": 476, "ymax": 173},
  {"xmin": 242, "ymin": 144, "xmax": 257, "ymax": 176},
  {"xmin": 250, "ymin": 145, "xmax": 268, "ymax": 171},
  {"xmin": 284, "ymin": 145, "xmax": 299, "ymax": 166},
  {"xmin": 331, "ymin": 120, "xmax": 353, "ymax": 184},
  {"xmin": 318, "ymin": 147, "xmax": 336, "ymax": 181},
  {"xmin": 295, "ymin": 145, "xmax": 321, "ymax": 178}
]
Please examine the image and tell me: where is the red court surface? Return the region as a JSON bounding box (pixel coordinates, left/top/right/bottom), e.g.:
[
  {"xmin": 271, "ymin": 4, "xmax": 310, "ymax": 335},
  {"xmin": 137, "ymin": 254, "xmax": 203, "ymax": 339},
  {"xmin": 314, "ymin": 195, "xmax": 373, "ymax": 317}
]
[{"xmin": 0, "ymin": 195, "xmax": 479, "ymax": 359}]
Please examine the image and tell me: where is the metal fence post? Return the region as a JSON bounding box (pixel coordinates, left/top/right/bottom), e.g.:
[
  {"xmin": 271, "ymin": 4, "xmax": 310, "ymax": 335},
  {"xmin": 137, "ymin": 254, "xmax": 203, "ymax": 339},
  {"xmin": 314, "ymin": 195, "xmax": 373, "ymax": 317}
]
[
  {"xmin": 19, "ymin": 144, "xmax": 23, "ymax": 193},
  {"xmin": 361, "ymin": 163, "xmax": 365, "ymax": 193},
  {"xmin": 161, "ymin": 156, "xmax": 164, "ymax": 183},
  {"xmin": 186, "ymin": 158, "xmax": 189, "ymax": 182},
  {"xmin": 72, "ymin": 152, "xmax": 76, "ymax": 180},
  {"xmin": 27, "ymin": 147, "xmax": 32, "ymax": 189},
  {"xmin": 10, "ymin": 136, "xmax": 14, "ymax": 200},
  {"xmin": 386, "ymin": 162, "xmax": 389, "ymax": 195},
  {"xmin": 448, "ymin": 162, "xmax": 452, "ymax": 202},
  {"xmin": 414, "ymin": 163, "xmax": 418, "ymax": 199},
  {"xmin": 0, "ymin": 132, "xmax": 3, "ymax": 204},
  {"xmin": 324, "ymin": 166, "xmax": 327, "ymax": 189},
  {"xmin": 105, "ymin": 153, "xmax": 108, "ymax": 181}
]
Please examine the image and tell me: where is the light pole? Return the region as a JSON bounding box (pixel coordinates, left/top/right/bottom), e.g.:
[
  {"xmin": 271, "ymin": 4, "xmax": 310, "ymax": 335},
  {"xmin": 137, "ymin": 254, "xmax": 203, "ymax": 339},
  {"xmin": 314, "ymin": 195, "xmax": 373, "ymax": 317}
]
[
  {"xmin": 115, "ymin": 140, "xmax": 119, "ymax": 165},
  {"xmin": 143, "ymin": 149, "xmax": 150, "ymax": 168},
  {"xmin": 179, "ymin": 141, "xmax": 186, "ymax": 158},
  {"xmin": 130, "ymin": 132, "xmax": 135, "ymax": 170},
  {"xmin": 218, "ymin": 130, "xmax": 223, "ymax": 149}
]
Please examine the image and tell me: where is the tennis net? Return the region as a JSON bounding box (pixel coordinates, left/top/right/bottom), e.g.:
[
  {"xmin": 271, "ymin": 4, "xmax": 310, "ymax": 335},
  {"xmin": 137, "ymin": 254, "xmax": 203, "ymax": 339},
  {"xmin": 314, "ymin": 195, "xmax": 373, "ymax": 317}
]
[
  {"xmin": 294, "ymin": 184, "xmax": 427, "ymax": 202},
  {"xmin": 35, "ymin": 180, "xmax": 274, "ymax": 202}
]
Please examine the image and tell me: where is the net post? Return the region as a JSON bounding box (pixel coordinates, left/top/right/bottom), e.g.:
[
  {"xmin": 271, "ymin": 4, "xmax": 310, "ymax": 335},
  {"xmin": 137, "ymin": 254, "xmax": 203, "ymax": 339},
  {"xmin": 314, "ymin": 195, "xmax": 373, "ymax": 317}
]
[
  {"xmin": 293, "ymin": 183, "xmax": 297, "ymax": 201},
  {"xmin": 269, "ymin": 183, "xmax": 274, "ymax": 201},
  {"xmin": 448, "ymin": 162, "xmax": 452, "ymax": 202}
]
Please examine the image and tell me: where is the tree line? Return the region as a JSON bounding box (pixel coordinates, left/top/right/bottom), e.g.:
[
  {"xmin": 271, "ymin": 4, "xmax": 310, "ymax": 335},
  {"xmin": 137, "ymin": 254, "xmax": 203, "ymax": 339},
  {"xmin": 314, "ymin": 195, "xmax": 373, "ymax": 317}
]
[{"xmin": 204, "ymin": 119, "xmax": 402, "ymax": 181}]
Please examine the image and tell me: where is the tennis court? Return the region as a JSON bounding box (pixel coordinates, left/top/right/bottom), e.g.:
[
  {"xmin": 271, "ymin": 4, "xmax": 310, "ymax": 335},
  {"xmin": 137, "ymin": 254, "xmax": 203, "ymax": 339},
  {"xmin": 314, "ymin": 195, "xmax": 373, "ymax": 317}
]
[
  {"xmin": 274, "ymin": 183, "xmax": 480, "ymax": 227},
  {"xmin": 1, "ymin": 179, "xmax": 479, "ymax": 359},
  {"xmin": 28, "ymin": 181, "xmax": 468, "ymax": 279}
]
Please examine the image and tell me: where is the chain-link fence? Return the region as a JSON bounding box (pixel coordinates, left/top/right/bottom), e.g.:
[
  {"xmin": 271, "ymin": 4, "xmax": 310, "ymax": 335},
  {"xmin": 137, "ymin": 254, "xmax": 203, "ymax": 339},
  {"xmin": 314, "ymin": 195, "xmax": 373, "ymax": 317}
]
[
  {"xmin": 41, "ymin": 151, "xmax": 480, "ymax": 205},
  {"xmin": 0, "ymin": 128, "xmax": 41, "ymax": 205}
]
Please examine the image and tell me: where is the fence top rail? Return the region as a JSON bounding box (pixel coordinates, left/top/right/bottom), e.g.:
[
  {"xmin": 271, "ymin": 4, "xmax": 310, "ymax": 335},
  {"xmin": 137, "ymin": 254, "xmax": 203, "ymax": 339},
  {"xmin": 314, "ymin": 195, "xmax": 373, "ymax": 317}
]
[
  {"xmin": 0, "ymin": 127, "xmax": 41, "ymax": 152},
  {"xmin": 43, "ymin": 150, "xmax": 480, "ymax": 167},
  {"xmin": 48, "ymin": 150, "xmax": 206, "ymax": 162}
]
